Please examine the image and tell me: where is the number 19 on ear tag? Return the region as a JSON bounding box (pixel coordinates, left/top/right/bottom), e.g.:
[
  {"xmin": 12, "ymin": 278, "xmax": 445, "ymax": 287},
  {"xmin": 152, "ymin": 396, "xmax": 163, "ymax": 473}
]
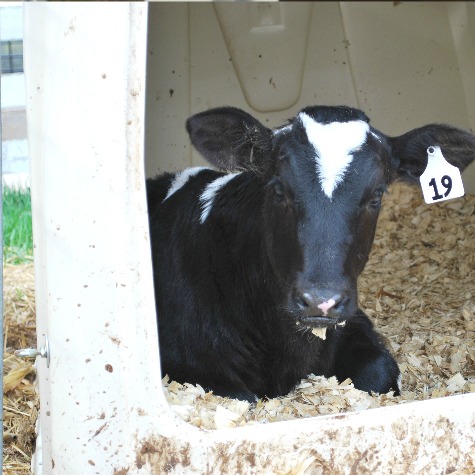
[{"xmin": 420, "ymin": 146, "xmax": 465, "ymax": 204}]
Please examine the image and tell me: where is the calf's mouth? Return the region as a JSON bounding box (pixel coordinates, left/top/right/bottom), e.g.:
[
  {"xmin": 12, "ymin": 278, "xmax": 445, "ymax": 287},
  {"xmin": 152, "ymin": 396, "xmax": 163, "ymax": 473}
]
[
  {"xmin": 299, "ymin": 315, "xmax": 339, "ymax": 328},
  {"xmin": 298, "ymin": 315, "xmax": 347, "ymax": 329}
]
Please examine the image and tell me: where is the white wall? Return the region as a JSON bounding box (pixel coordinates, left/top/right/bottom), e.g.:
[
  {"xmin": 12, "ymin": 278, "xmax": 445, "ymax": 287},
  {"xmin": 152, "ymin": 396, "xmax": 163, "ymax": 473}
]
[{"xmin": 145, "ymin": 2, "xmax": 475, "ymax": 193}]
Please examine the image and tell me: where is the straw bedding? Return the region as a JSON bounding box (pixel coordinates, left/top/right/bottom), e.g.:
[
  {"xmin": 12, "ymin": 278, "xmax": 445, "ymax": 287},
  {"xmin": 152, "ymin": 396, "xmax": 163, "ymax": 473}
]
[
  {"xmin": 3, "ymin": 264, "xmax": 37, "ymax": 475},
  {"xmin": 2, "ymin": 183, "xmax": 474, "ymax": 472}
]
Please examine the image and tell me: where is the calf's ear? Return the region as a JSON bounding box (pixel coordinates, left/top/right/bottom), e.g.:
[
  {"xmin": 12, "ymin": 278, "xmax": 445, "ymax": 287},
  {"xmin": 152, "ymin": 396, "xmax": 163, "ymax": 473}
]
[
  {"xmin": 186, "ymin": 107, "xmax": 273, "ymax": 173},
  {"xmin": 389, "ymin": 124, "xmax": 475, "ymax": 183}
]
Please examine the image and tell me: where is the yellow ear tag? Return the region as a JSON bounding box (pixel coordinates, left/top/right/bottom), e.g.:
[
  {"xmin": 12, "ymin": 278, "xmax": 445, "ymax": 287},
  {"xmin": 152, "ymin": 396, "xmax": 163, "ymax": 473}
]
[{"xmin": 420, "ymin": 146, "xmax": 465, "ymax": 204}]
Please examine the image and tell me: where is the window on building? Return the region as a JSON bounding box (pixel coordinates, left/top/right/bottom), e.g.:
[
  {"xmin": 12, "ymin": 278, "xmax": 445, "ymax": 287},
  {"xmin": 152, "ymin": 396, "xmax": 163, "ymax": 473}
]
[{"xmin": 1, "ymin": 40, "xmax": 23, "ymax": 74}]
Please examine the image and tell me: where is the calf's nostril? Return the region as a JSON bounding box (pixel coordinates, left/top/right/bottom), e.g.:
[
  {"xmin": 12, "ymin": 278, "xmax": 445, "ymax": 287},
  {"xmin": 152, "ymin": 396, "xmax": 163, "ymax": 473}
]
[
  {"xmin": 330, "ymin": 293, "xmax": 343, "ymax": 308},
  {"xmin": 296, "ymin": 292, "xmax": 312, "ymax": 309}
]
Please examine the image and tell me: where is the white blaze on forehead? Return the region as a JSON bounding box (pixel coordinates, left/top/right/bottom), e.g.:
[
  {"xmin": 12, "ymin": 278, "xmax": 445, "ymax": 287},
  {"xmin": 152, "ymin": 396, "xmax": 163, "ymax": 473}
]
[
  {"xmin": 299, "ymin": 112, "xmax": 370, "ymax": 198},
  {"xmin": 199, "ymin": 172, "xmax": 242, "ymax": 223},
  {"xmin": 163, "ymin": 166, "xmax": 209, "ymax": 202}
]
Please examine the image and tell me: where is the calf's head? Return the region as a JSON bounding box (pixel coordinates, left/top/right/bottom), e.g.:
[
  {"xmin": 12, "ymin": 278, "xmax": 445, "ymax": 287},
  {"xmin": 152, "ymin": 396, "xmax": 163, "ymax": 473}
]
[{"xmin": 187, "ymin": 106, "xmax": 475, "ymax": 328}]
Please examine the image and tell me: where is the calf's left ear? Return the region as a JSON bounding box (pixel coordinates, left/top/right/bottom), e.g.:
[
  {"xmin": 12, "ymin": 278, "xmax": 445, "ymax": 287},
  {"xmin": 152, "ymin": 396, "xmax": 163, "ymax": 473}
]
[{"xmin": 389, "ymin": 124, "xmax": 475, "ymax": 183}]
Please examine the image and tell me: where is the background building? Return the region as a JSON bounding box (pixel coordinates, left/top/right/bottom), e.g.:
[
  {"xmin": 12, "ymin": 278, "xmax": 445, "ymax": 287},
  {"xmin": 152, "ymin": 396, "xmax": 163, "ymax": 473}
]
[{"xmin": 1, "ymin": 3, "xmax": 29, "ymax": 188}]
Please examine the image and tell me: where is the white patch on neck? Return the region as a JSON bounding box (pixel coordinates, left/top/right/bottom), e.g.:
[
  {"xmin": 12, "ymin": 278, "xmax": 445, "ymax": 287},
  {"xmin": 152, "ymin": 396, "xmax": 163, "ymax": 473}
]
[
  {"xmin": 163, "ymin": 167, "xmax": 208, "ymax": 202},
  {"xmin": 299, "ymin": 112, "xmax": 369, "ymax": 198},
  {"xmin": 199, "ymin": 172, "xmax": 242, "ymax": 223}
]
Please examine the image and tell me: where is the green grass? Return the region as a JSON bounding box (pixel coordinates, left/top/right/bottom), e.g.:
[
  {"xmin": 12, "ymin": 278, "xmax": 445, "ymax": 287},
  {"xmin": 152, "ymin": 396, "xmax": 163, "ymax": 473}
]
[{"xmin": 2, "ymin": 187, "xmax": 33, "ymax": 263}]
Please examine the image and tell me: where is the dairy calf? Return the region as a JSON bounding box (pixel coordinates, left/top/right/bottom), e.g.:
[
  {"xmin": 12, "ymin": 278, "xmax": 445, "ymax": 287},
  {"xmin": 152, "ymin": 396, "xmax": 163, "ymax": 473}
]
[{"xmin": 147, "ymin": 105, "xmax": 474, "ymax": 401}]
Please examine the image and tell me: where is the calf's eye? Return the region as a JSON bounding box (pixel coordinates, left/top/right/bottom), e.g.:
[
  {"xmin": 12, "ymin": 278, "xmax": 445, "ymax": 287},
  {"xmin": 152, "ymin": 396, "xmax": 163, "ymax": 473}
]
[
  {"xmin": 368, "ymin": 188, "xmax": 386, "ymax": 209},
  {"xmin": 370, "ymin": 196, "xmax": 382, "ymax": 208},
  {"xmin": 273, "ymin": 180, "xmax": 286, "ymax": 200}
]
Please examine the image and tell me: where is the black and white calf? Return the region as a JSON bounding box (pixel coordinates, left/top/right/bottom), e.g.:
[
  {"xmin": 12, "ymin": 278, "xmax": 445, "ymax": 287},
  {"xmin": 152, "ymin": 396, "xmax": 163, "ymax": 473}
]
[{"xmin": 147, "ymin": 105, "xmax": 475, "ymax": 401}]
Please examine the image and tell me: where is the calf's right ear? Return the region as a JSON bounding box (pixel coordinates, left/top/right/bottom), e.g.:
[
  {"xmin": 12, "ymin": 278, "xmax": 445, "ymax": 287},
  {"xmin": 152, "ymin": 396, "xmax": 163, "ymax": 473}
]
[
  {"xmin": 389, "ymin": 124, "xmax": 475, "ymax": 183},
  {"xmin": 186, "ymin": 107, "xmax": 273, "ymax": 173}
]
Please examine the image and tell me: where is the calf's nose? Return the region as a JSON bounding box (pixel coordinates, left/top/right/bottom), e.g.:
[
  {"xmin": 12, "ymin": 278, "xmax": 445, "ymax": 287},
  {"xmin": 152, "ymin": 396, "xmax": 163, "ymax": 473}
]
[
  {"xmin": 317, "ymin": 296, "xmax": 341, "ymax": 316},
  {"xmin": 296, "ymin": 290, "xmax": 344, "ymax": 316}
]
